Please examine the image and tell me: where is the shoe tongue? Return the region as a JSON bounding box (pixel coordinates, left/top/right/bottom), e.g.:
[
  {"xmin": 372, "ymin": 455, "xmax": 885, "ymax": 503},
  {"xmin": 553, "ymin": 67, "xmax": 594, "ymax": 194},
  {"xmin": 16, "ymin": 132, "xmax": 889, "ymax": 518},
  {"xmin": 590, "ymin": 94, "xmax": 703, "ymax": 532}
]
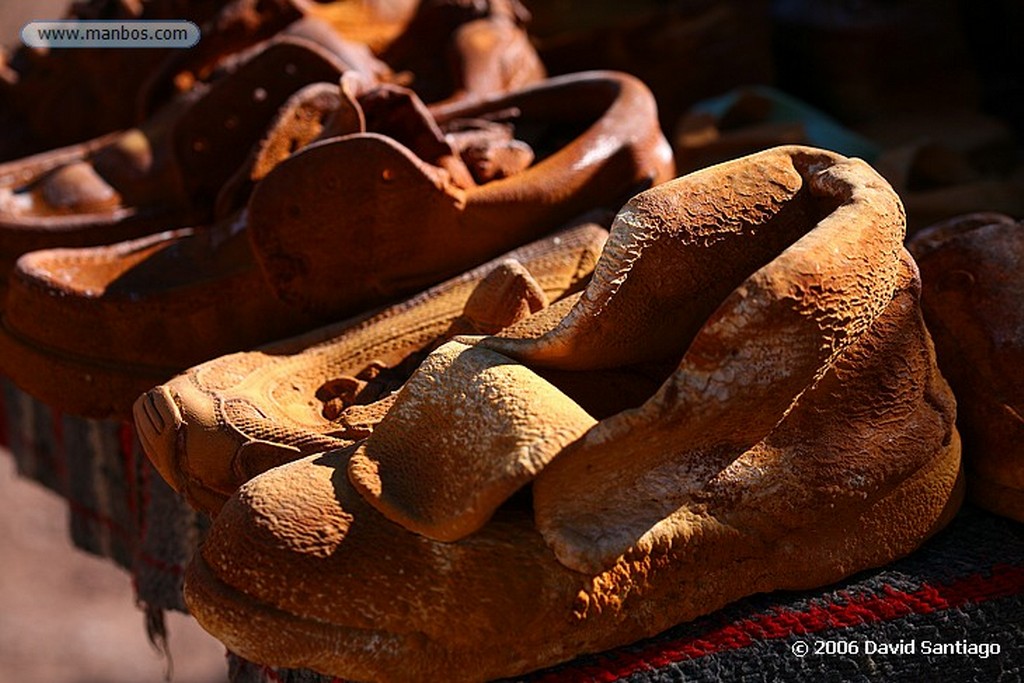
[
  {"xmin": 445, "ymin": 117, "xmax": 535, "ymax": 183},
  {"xmin": 450, "ymin": 259, "xmax": 549, "ymax": 335},
  {"xmin": 214, "ymin": 73, "xmax": 369, "ymax": 217},
  {"xmin": 251, "ymin": 76, "xmax": 365, "ymax": 184},
  {"xmin": 358, "ymin": 82, "xmax": 476, "ymax": 187},
  {"xmin": 316, "ymin": 71, "xmax": 371, "ymax": 141},
  {"xmin": 241, "ymin": 76, "xmax": 477, "ymax": 188},
  {"xmin": 347, "ymin": 340, "xmax": 597, "ymax": 542},
  {"xmin": 169, "ymin": 39, "xmax": 350, "ymax": 208}
]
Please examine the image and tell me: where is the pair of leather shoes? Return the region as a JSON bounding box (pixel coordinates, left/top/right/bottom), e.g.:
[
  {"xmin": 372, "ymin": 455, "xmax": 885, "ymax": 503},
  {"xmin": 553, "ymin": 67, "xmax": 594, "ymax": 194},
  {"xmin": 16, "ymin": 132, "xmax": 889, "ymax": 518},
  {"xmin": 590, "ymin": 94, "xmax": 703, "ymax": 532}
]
[
  {"xmin": 167, "ymin": 146, "xmax": 961, "ymax": 681},
  {"xmin": 0, "ymin": 0, "xmax": 551, "ymax": 291}
]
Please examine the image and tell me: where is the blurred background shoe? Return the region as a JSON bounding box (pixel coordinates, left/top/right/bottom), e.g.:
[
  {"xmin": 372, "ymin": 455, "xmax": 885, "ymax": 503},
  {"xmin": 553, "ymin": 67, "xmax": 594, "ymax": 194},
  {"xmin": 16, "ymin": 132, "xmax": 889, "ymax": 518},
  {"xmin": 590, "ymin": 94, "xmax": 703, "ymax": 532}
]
[
  {"xmin": 673, "ymin": 85, "xmax": 879, "ymax": 174},
  {"xmin": 0, "ymin": 37, "xmax": 358, "ymax": 296},
  {"xmin": 526, "ymin": 0, "xmax": 775, "ymax": 135},
  {"xmin": 909, "ymin": 213, "xmax": 1024, "ymax": 522}
]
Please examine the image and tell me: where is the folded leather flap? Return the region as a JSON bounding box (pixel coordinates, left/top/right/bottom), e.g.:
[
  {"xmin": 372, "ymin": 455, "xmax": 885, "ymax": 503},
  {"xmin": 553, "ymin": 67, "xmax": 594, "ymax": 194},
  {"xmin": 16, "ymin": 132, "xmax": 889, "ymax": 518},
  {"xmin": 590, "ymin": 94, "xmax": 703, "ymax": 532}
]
[
  {"xmin": 482, "ymin": 146, "xmax": 904, "ymax": 372},
  {"xmin": 172, "ymin": 38, "xmax": 349, "ymax": 202},
  {"xmin": 347, "ymin": 340, "xmax": 596, "ymax": 542},
  {"xmin": 246, "ymin": 131, "xmax": 463, "ymax": 317},
  {"xmin": 516, "ymin": 148, "xmax": 908, "ymax": 573}
]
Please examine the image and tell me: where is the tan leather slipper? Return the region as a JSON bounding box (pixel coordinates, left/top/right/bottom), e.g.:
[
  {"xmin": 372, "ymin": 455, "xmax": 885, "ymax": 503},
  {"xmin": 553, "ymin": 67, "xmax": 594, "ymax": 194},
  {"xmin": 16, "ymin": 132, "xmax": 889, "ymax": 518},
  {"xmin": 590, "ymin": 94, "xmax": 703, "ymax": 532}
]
[
  {"xmin": 135, "ymin": 220, "xmax": 608, "ymax": 516},
  {"xmin": 909, "ymin": 212, "xmax": 1024, "ymax": 521},
  {"xmin": 184, "ymin": 146, "xmax": 962, "ymax": 681}
]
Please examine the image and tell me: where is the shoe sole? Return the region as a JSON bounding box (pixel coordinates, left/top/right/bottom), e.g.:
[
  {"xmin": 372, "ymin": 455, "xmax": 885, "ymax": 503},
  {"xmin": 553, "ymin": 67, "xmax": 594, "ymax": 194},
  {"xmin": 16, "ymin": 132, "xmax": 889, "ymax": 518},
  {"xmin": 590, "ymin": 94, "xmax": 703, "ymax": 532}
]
[
  {"xmin": 0, "ymin": 311, "xmax": 179, "ymax": 419},
  {"xmin": 184, "ymin": 430, "xmax": 962, "ymax": 682}
]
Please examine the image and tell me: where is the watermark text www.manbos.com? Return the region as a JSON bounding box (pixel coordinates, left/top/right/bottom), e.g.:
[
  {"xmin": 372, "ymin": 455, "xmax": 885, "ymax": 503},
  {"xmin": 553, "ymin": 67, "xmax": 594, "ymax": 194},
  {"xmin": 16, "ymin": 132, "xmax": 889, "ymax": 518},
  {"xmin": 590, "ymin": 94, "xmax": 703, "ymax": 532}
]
[
  {"xmin": 790, "ymin": 638, "xmax": 1002, "ymax": 659},
  {"xmin": 21, "ymin": 20, "xmax": 199, "ymax": 48}
]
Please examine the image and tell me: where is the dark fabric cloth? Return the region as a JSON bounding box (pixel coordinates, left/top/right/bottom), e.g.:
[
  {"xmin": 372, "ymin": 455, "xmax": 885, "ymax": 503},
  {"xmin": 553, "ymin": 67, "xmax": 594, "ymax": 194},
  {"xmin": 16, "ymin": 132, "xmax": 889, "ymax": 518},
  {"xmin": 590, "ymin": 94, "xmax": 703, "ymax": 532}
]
[
  {"xmin": 2, "ymin": 377, "xmax": 1021, "ymax": 681},
  {"xmin": 225, "ymin": 506, "xmax": 1024, "ymax": 682},
  {"xmin": 515, "ymin": 506, "xmax": 1023, "ymax": 682},
  {"xmin": 0, "ymin": 377, "xmax": 200, "ymax": 613}
]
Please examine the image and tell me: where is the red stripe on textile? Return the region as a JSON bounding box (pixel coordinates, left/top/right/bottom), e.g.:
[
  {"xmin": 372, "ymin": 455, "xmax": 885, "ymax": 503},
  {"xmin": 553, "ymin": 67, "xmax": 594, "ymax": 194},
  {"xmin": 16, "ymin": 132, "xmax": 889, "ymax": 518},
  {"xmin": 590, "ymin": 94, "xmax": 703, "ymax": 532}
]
[
  {"xmin": 66, "ymin": 496, "xmax": 184, "ymax": 577},
  {"xmin": 125, "ymin": 437, "xmax": 186, "ymax": 578},
  {"xmin": 0, "ymin": 383, "xmax": 8, "ymax": 447},
  {"xmin": 139, "ymin": 442, "xmax": 153, "ymax": 542},
  {"xmin": 51, "ymin": 407, "xmax": 70, "ymax": 495},
  {"xmin": 118, "ymin": 420, "xmax": 139, "ymax": 519},
  {"xmin": 52, "ymin": 407, "xmax": 64, "ymax": 450},
  {"xmin": 537, "ymin": 563, "xmax": 1024, "ymax": 682},
  {"xmin": 259, "ymin": 666, "xmax": 285, "ymax": 683},
  {"xmin": 134, "ymin": 552, "xmax": 186, "ymax": 577}
]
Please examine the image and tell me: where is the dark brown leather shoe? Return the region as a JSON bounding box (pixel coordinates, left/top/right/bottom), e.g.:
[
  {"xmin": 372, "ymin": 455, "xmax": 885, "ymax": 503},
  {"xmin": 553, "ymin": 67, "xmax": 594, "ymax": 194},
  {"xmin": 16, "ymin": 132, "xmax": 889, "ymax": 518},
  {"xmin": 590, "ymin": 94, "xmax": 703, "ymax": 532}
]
[
  {"xmin": 909, "ymin": 212, "xmax": 1024, "ymax": 521},
  {"xmin": 0, "ymin": 72, "xmax": 672, "ymax": 419},
  {"xmin": 0, "ymin": 37, "xmax": 361, "ymax": 297}
]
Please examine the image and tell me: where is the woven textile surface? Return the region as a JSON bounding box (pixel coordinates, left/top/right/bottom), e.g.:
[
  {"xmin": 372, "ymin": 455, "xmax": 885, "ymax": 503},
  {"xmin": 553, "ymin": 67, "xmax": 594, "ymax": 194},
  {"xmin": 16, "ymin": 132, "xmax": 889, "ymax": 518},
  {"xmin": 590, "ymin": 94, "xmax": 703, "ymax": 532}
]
[
  {"xmin": 1, "ymin": 377, "xmax": 205, "ymax": 616},
  {"xmin": 2, "ymin": 376, "xmax": 1021, "ymax": 681}
]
